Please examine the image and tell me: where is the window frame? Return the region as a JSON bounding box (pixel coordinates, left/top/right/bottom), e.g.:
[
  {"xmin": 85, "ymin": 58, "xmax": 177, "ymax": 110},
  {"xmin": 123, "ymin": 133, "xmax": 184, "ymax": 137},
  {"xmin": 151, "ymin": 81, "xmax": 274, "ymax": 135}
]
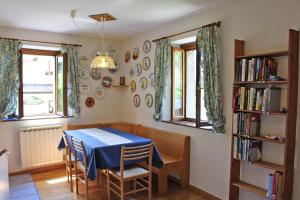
[
  {"xmin": 18, "ymin": 48, "xmax": 68, "ymax": 119},
  {"xmin": 170, "ymin": 42, "xmax": 210, "ymax": 128}
]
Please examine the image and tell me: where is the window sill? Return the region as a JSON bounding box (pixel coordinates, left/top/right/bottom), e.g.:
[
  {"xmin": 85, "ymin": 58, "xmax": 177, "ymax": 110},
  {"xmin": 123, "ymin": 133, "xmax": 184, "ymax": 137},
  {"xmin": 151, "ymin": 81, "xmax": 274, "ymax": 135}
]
[
  {"xmin": 161, "ymin": 120, "xmax": 212, "ymax": 131},
  {"xmin": 1, "ymin": 115, "xmax": 73, "ymax": 122}
]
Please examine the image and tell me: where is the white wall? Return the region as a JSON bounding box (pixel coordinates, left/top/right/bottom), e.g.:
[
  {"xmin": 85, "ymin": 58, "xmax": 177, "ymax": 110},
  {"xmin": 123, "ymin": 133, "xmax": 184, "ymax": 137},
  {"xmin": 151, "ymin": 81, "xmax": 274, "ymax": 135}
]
[
  {"xmin": 118, "ymin": 0, "xmax": 300, "ymax": 199},
  {"xmin": 0, "ymin": 26, "xmax": 124, "ymax": 172}
]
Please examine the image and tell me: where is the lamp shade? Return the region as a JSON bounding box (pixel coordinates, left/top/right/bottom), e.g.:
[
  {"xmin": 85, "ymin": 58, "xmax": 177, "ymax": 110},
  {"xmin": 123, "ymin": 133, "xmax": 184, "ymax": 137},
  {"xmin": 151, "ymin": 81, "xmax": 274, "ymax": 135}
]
[{"xmin": 90, "ymin": 53, "xmax": 116, "ymax": 69}]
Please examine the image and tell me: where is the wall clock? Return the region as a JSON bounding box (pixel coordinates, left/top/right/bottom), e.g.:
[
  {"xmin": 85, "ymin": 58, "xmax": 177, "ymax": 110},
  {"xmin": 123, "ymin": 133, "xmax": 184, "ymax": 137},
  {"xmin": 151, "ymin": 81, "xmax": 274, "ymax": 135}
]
[
  {"xmin": 142, "ymin": 56, "xmax": 151, "ymax": 70},
  {"xmin": 85, "ymin": 97, "xmax": 95, "ymax": 108},
  {"xmin": 140, "ymin": 77, "xmax": 148, "ymax": 90},
  {"xmin": 143, "ymin": 40, "xmax": 151, "ymax": 54},
  {"xmin": 145, "ymin": 93, "xmax": 153, "ymax": 108},
  {"xmin": 133, "ymin": 94, "xmax": 141, "ymax": 107},
  {"xmin": 132, "ymin": 47, "xmax": 139, "ymax": 60}
]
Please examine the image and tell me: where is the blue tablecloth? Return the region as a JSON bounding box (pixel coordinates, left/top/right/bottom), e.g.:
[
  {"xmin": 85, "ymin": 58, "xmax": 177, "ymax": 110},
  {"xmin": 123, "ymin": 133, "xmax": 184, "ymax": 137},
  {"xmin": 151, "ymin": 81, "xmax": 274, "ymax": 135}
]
[{"xmin": 58, "ymin": 128, "xmax": 163, "ymax": 180}]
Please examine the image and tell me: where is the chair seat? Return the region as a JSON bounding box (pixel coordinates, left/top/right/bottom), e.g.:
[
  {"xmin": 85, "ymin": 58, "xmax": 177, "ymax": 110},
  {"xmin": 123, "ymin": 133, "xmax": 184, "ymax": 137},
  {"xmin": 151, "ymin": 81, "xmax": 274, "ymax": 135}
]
[{"xmin": 112, "ymin": 166, "xmax": 149, "ymax": 179}]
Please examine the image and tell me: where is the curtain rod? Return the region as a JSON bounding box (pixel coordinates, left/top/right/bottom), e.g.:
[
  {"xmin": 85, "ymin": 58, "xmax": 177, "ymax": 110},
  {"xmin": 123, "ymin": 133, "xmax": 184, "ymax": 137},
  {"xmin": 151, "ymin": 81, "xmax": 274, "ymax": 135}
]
[
  {"xmin": 0, "ymin": 36, "xmax": 82, "ymax": 47},
  {"xmin": 152, "ymin": 21, "xmax": 221, "ymax": 43}
]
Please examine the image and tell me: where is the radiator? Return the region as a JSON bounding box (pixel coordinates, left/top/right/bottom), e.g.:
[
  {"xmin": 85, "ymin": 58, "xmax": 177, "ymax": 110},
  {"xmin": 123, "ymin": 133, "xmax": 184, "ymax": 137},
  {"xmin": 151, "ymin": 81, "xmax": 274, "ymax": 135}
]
[{"xmin": 20, "ymin": 125, "xmax": 64, "ymax": 169}]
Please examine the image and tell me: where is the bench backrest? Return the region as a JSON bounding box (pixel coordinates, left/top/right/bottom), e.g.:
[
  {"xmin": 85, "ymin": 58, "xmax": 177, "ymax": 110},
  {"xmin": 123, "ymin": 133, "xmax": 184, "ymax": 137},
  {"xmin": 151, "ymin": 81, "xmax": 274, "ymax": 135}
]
[
  {"xmin": 136, "ymin": 125, "xmax": 190, "ymax": 161},
  {"xmin": 110, "ymin": 122, "xmax": 138, "ymax": 134},
  {"xmin": 67, "ymin": 123, "xmax": 110, "ymax": 130}
]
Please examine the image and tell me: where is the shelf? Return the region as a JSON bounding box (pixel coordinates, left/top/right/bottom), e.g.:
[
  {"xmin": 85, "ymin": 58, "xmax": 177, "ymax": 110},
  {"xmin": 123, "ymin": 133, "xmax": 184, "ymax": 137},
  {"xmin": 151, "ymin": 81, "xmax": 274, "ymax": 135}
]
[
  {"xmin": 112, "ymin": 85, "xmax": 129, "ymax": 88},
  {"xmin": 234, "ymin": 81, "xmax": 288, "ymax": 85},
  {"xmin": 236, "ymin": 50, "xmax": 289, "ymax": 59},
  {"xmin": 233, "ymin": 158, "xmax": 284, "ymax": 172},
  {"xmin": 235, "ymin": 110, "xmax": 287, "ymax": 115},
  {"xmin": 232, "ymin": 181, "xmax": 267, "ymax": 198},
  {"xmin": 233, "ymin": 134, "xmax": 285, "ymax": 144}
]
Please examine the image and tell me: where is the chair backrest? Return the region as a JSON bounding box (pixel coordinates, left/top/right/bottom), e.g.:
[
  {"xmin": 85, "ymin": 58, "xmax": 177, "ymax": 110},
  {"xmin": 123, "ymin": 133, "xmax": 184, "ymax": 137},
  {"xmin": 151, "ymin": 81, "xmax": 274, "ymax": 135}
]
[
  {"xmin": 62, "ymin": 133, "xmax": 72, "ymax": 160},
  {"xmin": 120, "ymin": 143, "xmax": 153, "ymax": 178},
  {"xmin": 71, "ymin": 136, "xmax": 88, "ymax": 168}
]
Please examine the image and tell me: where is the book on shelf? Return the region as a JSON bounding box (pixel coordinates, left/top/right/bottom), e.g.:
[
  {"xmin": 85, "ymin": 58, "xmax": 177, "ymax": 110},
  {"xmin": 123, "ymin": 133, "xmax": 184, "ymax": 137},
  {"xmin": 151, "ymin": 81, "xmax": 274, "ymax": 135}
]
[
  {"xmin": 267, "ymin": 171, "xmax": 282, "ymax": 199},
  {"xmin": 233, "ymin": 113, "xmax": 261, "ymax": 136},
  {"xmin": 233, "ymin": 87, "xmax": 281, "ymax": 113},
  {"xmin": 236, "ymin": 57, "xmax": 278, "ymax": 82},
  {"xmin": 233, "ymin": 137, "xmax": 262, "ymax": 162}
]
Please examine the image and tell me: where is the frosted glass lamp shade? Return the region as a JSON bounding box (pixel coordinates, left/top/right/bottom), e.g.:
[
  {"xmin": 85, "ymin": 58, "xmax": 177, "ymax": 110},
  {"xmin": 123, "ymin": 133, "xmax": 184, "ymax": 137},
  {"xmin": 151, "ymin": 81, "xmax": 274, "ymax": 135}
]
[{"xmin": 90, "ymin": 53, "xmax": 116, "ymax": 69}]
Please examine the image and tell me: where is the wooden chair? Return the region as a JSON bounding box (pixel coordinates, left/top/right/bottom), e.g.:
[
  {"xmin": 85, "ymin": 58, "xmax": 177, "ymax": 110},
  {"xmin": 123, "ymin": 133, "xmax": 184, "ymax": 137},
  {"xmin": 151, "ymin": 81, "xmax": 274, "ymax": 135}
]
[
  {"xmin": 107, "ymin": 143, "xmax": 154, "ymax": 200},
  {"xmin": 62, "ymin": 133, "xmax": 74, "ymax": 192},
  {"xmin": 71, "ymin": 136, "xmax": 90, "ymax": 200}
]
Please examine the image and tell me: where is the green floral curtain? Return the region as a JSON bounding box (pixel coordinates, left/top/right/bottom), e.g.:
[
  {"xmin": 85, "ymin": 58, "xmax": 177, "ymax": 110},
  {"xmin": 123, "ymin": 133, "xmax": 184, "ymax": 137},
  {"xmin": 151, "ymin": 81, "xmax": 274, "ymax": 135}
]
[
  {"xmin": 62, "ymin": 45, "xmax": 80, "ymax": 116},
  {"xmin": 196, "ymin": 26, "xmax": 226, "ymax": 133},
  {"xmin": 153, "ymin": 39, "xmax": 171, "ymax": 121},
  {"xmin": 0, "ymin": 39, "xmax": 22, "ymax": 120}
]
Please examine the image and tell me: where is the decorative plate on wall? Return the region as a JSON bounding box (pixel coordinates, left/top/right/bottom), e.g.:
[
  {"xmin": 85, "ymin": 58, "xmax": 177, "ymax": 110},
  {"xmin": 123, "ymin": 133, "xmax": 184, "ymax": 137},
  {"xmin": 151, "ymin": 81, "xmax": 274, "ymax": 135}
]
[
  {"xmin": 79, "ymin": 55, "xmax": 89, "ymax": 67},
  {"xmin": 102, "ymin": 76, "xmax": 113, "ymax": 88},
  {"xmin": 132, "ymin": 47, "xmax": 139, "ymax": 60},
  {"xmin": 130, "ymin": 68, "xmax": 134, "ymax": 77},
  {"xmin": 142, "ymin": 56, "xmax": 151, "ymax": 70},
  {"xmin": 149, "ymin": 73, "xmax": 155, "ymax": 87},
  {"xmin": 125, "ymin": 51, "xmax": 131, "ymax": 63},
  {"xmin": 79, "ymin": 82, "xmax": 91, "ymax": 94},
  {"xmin": 145, "ymin": 93, "xmax": 153, "ymax": 108},
  {"xmin": 135, "ymin": 63, "xmax": 142, "ymax": 77},
  {"xmin": 133, "ymin": 94, "xmax": 141, "ymax": 107},
  {"xmin": 94, "ymin": 86, "xmax": 105, "ymax": 100},
  {"xmin": 140, "ymin": 76, "xmax": 148, "ymax": 90},
  {"xmin": 90, "ymin": 68, "xmax": 102, "ymax": 80},
  {"xmin": 143, "ymin": 40, "xmax": 151, "ymax": 54},
  {"xmin": 85, "ymin": 97, "xmax": 95, "ymax": 108},
  {"xmin": 130, "ymin": 80, "xmax": 136, "ymax": 93},
  {"xmin": 79, "ymin": 67, "xmax": 90, "ymax": 79}
]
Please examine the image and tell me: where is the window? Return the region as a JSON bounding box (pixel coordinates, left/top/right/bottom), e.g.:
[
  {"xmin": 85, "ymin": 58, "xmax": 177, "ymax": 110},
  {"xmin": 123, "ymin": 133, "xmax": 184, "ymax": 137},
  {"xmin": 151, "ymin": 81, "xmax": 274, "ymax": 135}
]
[
  {"xmin": 169, "ymin": 42, "xmax": 210, "ymax": 128},
  {"xmin": 18, "ymin": 48, "xmax": 68, "ymax": 118}
]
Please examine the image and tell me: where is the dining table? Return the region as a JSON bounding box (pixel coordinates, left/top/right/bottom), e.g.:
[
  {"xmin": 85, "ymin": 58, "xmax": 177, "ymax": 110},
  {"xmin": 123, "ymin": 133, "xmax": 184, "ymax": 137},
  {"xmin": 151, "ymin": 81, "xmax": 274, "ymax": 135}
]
[{"xmin": 58, "ymin": 127, "xmax": 163, "ymax": 181}]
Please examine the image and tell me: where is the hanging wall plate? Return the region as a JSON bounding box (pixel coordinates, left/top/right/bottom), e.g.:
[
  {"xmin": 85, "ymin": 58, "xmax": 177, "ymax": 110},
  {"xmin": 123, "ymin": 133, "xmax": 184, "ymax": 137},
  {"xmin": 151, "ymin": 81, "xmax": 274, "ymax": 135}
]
[
  {"xmin": 130, "ymin": 68, "xmax": 134, "ymax": 77},
  {"xmin": 130, "ymin": 80, "xmax": 136, "ymax": 93},
  {"xmin": 142, "ymin": 56, "xmax": 151, "ymax": 70},
  {"xmin": 149, "ymin": 73, "xmax": 155, "ymax": 87},
  {"xmin": 79, "ymin": 55, "xmax": 89, "ymax": 67},
  {"xmin": 135, "ymin": 63, "xmax": 142, "ymax": 76},
  {"xmin": 79, "ymin": 82, "xmax": 91, "ymax": 94},
  {"xmin": 102, "ymin": 76, "xmax": 113, "ymax": 88},
  {"xmin": 94, "ymin": 86, "xmax": 105, "ymax": 100},
  {"xmin": 85, "ymin": 97, "xmax": 95, "ymax": 108},
  {"xmin": 90, "ymin": 68, "xmax": 102, "ymax": 80},
  {"xmin": 132, "ymin": 47, "xmax": 139, "ymax": 60},
  {"xmin": 143, "ymin": 40, "xmax": 151, "ymax": 54},
  {"xmin": 108, "ymin": 60, "xmax": 119, "ymax": 74},
  {"xmin": 145, "ymin": 93, "xmax": 153, "ymax": 108},
  {"xmin": 125, "ymin": 51, "xmax": 131, "ymax": 63},
  {"xmin": 79, "ymin": 67, "xmax": 90, "ymax": 79},
  {"xmin": 140, "ymin": 76, "xmax": 148, "ymax": 90},
  {"xmin": 133, "ymin": 94, "xmax": 141, "ymax": 107}
]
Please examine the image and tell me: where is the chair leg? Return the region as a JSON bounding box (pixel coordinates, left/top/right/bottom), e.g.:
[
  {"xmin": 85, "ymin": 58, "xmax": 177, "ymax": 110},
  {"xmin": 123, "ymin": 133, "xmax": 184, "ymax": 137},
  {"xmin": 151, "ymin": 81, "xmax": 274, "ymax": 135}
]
[
  {"xmin": 148, "ymin": 174, "xmax": 152, "ymax": 200},
  {"xmin": 70, "ymin": 165, "xmax": 73, "ymax": 192},
  {"xmin": 107, "ymin": 172, "xmax": 111, "ymax": 200},
  {"xmin": 85, "ymin": 176, "xmax": 89, "ymax": 200},
  {"xmin": 158, "ymin": 171, "xmax": 168, "ymax": 195},
  {"xmin": 134, "ymin": 180, "xmax": 137, "ymax": 195},
  {"xmin": 75, "ymin": 166, "xmax": 79, "ymax": 194},
  {"xmin": 66, "ymin": 162, "xmax": 69, "ymax": 183},
  {"xmin": 121, "ymin": 179, "xmax": 125, "ymax": 200}
]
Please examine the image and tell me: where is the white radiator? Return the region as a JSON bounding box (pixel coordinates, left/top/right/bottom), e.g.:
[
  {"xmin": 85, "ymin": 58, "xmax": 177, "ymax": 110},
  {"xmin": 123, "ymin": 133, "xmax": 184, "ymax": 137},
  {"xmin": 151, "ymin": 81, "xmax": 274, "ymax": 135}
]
[{"xmin": 20, "ymin": 125, "xmax": 64, "ymax": 169}]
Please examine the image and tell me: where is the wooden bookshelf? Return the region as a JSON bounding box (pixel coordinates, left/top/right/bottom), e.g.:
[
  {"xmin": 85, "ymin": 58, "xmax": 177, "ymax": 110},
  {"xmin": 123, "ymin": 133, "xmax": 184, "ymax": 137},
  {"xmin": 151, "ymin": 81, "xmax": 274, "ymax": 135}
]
[{"xmin": 229, "ymin": 29, "xmax": 299, "ymax": 200}]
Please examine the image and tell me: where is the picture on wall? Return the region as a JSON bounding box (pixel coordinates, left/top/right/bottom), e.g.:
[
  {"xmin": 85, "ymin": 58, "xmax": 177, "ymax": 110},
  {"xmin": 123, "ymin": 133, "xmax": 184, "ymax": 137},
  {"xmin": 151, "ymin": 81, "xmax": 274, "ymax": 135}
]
[
  {"xmin": 140, "ymin": 77, "xmax": 148, "ymax": 90},
  {"xmin": 130, "ymin": 80, "xmax": 136, "ymax": 93},
  {"xmin": 143, "ymin": 40, "xmax": 151, "ymax": 54},
  {"xmin": 132, "ymin": 47, "xmax": 139, "ymax": 60},
  {"xmin": 135, "ymin": 63, "xmax": 142, "ymax": 76},
  {"xmin": 142, "ymin": 56, "xmax": 151, "ymax": 70},
  {"xmin": 79, "ymin": 55, "xmax": 89, "ymax": 67},
  {"xmin": 149, "ymin": 73, "xmax": 155, "ymax": 87},
  {"xmin": 145, "ymin": 93, "xmax": 153, "ymax": 108},
  {"xmin": 125, "ymin": 51, "xmax": 131, "ymax": 63},
  {"xmin": 133, "ymin": 94, "xmax": 141, "ymax": 107}
]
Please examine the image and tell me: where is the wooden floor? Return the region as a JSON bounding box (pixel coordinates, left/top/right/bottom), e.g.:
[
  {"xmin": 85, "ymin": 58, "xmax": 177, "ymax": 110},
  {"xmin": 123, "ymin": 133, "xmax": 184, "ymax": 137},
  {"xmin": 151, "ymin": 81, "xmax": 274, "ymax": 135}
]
[{"xmin": 28, "ymin": 168, "xmax": 214, "ymax": 200}]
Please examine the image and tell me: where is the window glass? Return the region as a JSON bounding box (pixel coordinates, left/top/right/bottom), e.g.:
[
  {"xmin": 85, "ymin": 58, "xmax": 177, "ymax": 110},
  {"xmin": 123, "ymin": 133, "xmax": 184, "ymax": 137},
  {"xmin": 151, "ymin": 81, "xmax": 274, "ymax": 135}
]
[
  {"xmin": 23, "ymin": 54, "xmax": 56, "ymax": 116},
  {"xmin": 186, "ymin": 50, "xmax": 196, "ymax": 119},
  {"xmin": 56, "ymin": 56, "xmax": 64, "ymax": 114},
  {"xmin": 173, "ymin": 50, "xmax": 184, "ymax": 117}
]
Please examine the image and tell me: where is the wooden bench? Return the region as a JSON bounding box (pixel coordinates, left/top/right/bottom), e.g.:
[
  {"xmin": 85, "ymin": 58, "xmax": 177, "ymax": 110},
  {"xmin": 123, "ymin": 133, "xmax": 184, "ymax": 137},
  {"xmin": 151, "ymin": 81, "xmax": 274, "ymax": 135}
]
[
  {"xmin": 136, "ymin": 125, "xmax": 190, "ymax": 195},
  {"xmin": 66, "ymin": 122, "xmax": 190, "ymax": 196}
]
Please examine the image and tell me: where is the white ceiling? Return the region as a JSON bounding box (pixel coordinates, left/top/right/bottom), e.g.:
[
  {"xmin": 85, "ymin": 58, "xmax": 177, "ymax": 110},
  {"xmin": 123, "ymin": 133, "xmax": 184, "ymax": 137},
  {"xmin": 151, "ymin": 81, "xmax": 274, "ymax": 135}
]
[{"xmin": 0, "ymin": 0, "xmax": 225, "ymax": 40}]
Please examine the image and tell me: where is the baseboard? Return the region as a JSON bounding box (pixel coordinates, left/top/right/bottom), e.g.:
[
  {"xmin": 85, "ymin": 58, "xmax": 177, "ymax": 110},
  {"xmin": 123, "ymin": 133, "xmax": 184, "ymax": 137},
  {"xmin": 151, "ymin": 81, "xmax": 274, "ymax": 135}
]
[
  {"xmin": 9, "ymin": 162, "xmax": 65, "ymax": 176},
  {"xmin": 168, "ymin": 175, "xmax": 221, "ymax": 200}
]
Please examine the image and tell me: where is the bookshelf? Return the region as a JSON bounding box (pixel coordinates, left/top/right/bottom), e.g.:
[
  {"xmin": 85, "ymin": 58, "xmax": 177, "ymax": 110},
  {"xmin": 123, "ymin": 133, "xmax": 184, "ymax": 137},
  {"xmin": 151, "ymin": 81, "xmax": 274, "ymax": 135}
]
[{"xmin": 229, "ymin": 29, "xmax": 299, "ymax": 200}]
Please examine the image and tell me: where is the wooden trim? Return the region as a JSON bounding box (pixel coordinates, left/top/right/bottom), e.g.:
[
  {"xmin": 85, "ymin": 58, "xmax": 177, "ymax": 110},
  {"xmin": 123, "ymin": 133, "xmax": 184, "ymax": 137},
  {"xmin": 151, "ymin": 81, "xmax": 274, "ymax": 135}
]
[
  {"xmin": 20, "ymin": 48, "xmax": 61, "ymax": 56},
  {"xmin": 9, "ymin": 162, "xmax": 65, "ymax": 176},
  {"xmin": 195, "ymin": 41, "xmax": 201, "ymax": 127},
  {"xmin": 180, "ymin": 42, "xmax": 196, "ymax": 51},
  {"xmin": 170, "ymin": 46, "xmax": 174, "ymax": 121},
  {"xmin": 18, "ymin": 53, "xmax": 24, "ymax": 118},
  {"xmin": 63, "ymin": 53, "xmax": 68, "ymax": 117}
]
